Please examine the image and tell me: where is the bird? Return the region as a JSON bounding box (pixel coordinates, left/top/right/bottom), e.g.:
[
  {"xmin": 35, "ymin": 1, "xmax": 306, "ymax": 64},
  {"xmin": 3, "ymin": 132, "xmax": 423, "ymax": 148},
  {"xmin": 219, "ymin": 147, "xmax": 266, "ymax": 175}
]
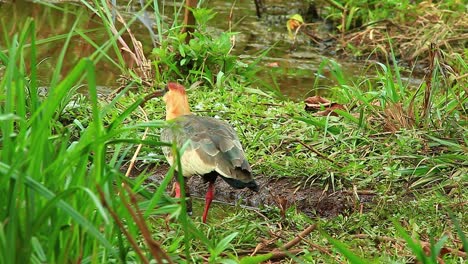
[{"xmin": 157, "ymin": 82, "xmax": 259, "ymax": 223}]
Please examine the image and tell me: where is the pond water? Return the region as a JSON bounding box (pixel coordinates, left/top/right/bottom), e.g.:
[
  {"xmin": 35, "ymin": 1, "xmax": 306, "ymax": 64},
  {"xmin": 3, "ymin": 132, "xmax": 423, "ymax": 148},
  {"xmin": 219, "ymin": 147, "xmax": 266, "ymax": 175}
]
[{"xmin": 0, "ymin": 0, "xmax": 372, "ymax": 99}]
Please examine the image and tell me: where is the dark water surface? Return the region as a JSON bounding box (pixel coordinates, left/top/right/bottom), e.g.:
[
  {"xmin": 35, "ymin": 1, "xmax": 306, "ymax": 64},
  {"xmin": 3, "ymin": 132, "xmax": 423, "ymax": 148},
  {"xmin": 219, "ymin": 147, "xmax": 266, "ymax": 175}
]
[{"xmin": 0, "ymin": 0, "xmax": 374, "ymax": 99}]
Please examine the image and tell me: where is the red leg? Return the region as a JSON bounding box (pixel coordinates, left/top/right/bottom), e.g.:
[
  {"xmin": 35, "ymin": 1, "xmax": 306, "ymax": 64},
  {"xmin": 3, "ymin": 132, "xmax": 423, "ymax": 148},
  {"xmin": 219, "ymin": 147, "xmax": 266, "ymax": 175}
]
[
  {"xmin": 202, "ymin": 182, "xmax": 215, "ymax": 223},
  {"xmin": 174, "ymin": 179, "xmax": 193, "ymax": 215},
  {"xmin": 174, "ymin": 181, "xmax": 181, "ymax": 198}
]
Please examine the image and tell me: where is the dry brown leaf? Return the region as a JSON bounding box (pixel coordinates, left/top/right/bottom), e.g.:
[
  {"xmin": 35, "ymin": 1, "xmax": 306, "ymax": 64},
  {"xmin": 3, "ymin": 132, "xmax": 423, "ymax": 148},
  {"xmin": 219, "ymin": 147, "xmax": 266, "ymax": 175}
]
[
  {"xmin": 314, "ymin": 103, "xmax": 346, "ymax": 117},
  {"xmin": 383, "ymin": 102, "xmax": 415, "ymax": 132},
  {"xmin": 305, "ymin": 96, "xmax": 346, "ymax": 116},
  {"xmin": 304, "ymin": 96, "xmax": 332, "ymax": 109}
]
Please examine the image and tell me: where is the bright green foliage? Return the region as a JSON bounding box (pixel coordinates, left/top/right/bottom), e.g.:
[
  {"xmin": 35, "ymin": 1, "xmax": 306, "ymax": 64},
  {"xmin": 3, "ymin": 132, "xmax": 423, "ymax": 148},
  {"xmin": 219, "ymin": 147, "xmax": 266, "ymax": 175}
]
[{"xmin": 152, "ymin": 8, "xmax": 256, "ymax": 88}]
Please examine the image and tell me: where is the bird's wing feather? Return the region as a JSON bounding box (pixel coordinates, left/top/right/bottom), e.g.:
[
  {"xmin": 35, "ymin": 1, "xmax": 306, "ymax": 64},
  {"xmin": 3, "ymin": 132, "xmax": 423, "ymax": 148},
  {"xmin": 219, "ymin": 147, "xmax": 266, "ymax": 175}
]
[{"xmin": 161, "ymin": 115, "xmax": 253, "ymax": 182}]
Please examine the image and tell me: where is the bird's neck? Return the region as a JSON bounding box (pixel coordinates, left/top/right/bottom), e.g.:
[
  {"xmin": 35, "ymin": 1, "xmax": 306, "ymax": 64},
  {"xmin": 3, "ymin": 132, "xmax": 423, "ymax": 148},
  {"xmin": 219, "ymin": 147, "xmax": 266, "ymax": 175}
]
[{"xmin": 166, "ymin": 96, "xmax": 191, "ymax": 120}]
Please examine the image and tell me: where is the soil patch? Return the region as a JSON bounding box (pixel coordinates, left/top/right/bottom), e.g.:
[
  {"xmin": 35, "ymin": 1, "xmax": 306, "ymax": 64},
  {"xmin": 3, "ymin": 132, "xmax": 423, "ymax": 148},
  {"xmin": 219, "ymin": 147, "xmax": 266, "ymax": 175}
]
[{"xmin": 127, "ymin": 163, "xmax": 375, "ymax": 218}]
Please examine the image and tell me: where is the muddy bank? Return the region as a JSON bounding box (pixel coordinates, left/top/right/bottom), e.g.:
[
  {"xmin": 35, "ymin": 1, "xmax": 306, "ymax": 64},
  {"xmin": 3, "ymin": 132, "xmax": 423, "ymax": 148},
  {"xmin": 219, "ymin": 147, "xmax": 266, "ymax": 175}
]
[{"xmin": 129, "ymin": 163, "xmax": 375, "ymax": 218}]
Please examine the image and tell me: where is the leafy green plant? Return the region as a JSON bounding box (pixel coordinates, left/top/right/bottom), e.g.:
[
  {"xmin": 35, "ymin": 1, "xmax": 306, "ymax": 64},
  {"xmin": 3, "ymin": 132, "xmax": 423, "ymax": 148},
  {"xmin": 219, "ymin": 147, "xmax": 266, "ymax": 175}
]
[
  {"xmin": 152, "ymin": 8, "xmax": 256, "ymax": 88},
  {"xmin": 1, "ymin": 1, "xmax": 466, "ymax": 263}
]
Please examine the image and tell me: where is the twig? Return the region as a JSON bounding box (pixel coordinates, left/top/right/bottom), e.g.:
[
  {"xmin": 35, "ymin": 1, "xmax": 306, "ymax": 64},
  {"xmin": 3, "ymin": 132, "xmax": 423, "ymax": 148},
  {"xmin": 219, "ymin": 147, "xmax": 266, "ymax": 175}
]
[
  {"xmin": 227, "ymin": 0, "xmax": 236, "ymax": 53},
  {"xmin": 341, "ymin": 189, "xmax": 376, "ymax": 195},
  {"xmin": 125, "ymin": 105, "xmax": 150, "ymax": 178},
  {"xmin": 308, "ymin": 242, "xmax": 343, "ymax": 263},
  {"xmin": 280, "ymin": 224, "xmax": 317, "ymax": 250},
  {"xmin": 269, "ymin": 249, "xmax": 304, "ymax": 260},
  {"xmin": 250, "ymin": 224, "xmax": 317, "ymax": 259},
  {"xmin": 181, "ymin": 0, "xmax": 197, "ymax": 44},
  {"xmin": 253, "ymin": 0, "xmax": 263, "ymax": 18}
]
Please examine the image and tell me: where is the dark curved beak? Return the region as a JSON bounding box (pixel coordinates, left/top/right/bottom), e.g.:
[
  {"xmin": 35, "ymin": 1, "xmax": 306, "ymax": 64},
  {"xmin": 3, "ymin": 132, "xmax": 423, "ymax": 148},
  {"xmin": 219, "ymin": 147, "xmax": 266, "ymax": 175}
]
[
  {"xmin": 142, "ymin": 87, "xmax": 167, "ymax": 106},
  {"xmin": 151, "ymin": 89, "xmax": 166, "ymax": 97}
]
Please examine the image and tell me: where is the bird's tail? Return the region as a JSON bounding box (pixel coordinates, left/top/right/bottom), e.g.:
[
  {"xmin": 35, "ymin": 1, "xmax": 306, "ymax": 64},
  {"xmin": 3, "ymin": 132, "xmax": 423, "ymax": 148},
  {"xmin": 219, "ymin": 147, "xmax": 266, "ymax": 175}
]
[{"xmin": 220, "ymin": 176, "xmax": 259, "ymax": 192}]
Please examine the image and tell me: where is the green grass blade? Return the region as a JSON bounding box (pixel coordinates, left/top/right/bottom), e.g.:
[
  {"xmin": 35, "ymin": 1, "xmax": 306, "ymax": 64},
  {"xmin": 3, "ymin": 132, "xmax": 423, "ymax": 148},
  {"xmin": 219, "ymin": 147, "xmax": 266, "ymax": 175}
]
[
  {"xmin": 0, "ymin": 162, "xmax": 115, "ymax": 254},
  {"xmin": 449, "ymin": 212, "xmax": 468, "ymax": 253},
  {"xmin": 392, "ymin": 220, "xmax": 429, "ymax": 263},
  {"xmin": 322, "ymin": 232, "xmax": 369, "ymax": 263}
]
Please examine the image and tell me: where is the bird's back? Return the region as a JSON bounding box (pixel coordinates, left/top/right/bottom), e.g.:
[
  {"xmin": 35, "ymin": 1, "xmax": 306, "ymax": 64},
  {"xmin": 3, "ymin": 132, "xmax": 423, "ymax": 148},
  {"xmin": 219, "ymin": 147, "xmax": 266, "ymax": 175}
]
[{"xmin": 161, "ymin": 115, "xmax": 257, "ymax": 190}]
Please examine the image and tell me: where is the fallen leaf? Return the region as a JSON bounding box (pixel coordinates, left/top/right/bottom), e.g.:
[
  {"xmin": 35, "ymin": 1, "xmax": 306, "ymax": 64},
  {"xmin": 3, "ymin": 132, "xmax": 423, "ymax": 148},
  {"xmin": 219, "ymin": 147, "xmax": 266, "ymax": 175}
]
[
  {"xmin": 304, "ymin": 96, "xmax": 347, "ymax": 116},
  {"xmin": 304, "ymin": 95, "xmax": 332, "ymax": 109},
  {"xmin": 314, "ymin": 103, "xmax": 346, "ymax": 117}
]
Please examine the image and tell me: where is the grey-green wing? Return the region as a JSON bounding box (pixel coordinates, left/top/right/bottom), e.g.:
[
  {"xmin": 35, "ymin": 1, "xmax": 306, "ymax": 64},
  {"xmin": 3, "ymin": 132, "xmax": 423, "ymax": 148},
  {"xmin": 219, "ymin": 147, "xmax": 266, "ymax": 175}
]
[{"xmin": 161, "ymin": 115, "xmax": 253, "ymax": 183}]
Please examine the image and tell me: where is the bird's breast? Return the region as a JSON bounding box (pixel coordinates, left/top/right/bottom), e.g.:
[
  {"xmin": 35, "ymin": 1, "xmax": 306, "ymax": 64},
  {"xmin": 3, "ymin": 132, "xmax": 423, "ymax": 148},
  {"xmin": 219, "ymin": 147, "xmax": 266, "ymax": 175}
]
[{"xmin": 165, "ymin": 148, "xmax": 216, "ymax": 177}]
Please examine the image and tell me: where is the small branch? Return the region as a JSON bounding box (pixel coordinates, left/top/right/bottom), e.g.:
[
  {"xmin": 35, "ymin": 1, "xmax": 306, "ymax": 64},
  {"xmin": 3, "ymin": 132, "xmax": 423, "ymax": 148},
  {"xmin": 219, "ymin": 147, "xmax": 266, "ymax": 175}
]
[
  {"xmin": 269, "ymin": 249, "xmax": 304, "ymax": 260},
  {"xmin": 238, "ymin": 249, "xmax": 305, "ymax": 260},
  {"xmin": 253, "ymin": 0, "xmax": 263, "ymax": 18},
  {"xmin": 341, "ymin": 189, "xmax": 376, "ymax": 195},
  {"xmin": 246, "ymin": 224, "xmax": 318, "ymax": 261},
  {"xmin": 182, "ymin": 0, "xmax": 197, "ymax": 44},
  {"xmin": 281, "ymin": 224, "xmax": 317, "ymax": 250},
  {"xmin": 124, "ymin": 105, "xmax": 150, "ymax": 178},
  {"xmin": 227, "ymin": 0, "xmax": 236, "ymax": 53}
]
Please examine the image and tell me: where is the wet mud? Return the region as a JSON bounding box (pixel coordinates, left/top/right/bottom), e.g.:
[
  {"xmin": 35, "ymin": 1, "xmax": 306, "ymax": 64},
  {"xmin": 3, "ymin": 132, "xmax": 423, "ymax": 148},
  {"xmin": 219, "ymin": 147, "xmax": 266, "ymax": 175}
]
[{"xmin": 130, "ymin": 163, "xmax": 375, "ymax": 218}]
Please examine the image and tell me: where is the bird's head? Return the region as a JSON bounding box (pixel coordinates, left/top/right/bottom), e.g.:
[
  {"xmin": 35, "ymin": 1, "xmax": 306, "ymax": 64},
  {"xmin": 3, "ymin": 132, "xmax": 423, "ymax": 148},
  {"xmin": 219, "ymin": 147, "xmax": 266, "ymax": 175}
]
[{"xmin": 158, "ymin": 82, "xmax": 191, "ymax": 120}]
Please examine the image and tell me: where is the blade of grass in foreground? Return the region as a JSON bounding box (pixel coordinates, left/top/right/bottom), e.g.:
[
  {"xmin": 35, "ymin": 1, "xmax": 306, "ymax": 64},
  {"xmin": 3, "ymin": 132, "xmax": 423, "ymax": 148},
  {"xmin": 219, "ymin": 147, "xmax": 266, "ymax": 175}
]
[
  {"xmin": 1, "ymin": 21, "xmax": 117, "ymax": 261},
  {"xmin": 322, "ymin": 231, "xmax": 369, "ymax": 264},
  {"xmin": 392, "ymin": 220, "xmax": 429, "ymax": 263}
]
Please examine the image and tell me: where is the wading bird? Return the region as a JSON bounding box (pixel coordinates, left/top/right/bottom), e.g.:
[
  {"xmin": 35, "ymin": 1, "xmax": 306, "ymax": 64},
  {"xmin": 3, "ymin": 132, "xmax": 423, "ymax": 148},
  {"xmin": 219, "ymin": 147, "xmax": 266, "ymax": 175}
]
[{"xmin": 157, "ymin": 83, "xmax": 259, "ymax": 223}]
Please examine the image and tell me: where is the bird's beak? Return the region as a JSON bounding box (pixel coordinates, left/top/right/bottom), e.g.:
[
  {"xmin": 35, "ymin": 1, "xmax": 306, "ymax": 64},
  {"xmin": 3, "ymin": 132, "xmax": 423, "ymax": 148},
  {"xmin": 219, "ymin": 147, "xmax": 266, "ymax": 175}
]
[
  {"xmin": 151, "ymin": 89, "xmax": 167, "ymax": 97},
  {"xmin": 142, "ymin": 87, "xmax": 167, "ymax": 106}
]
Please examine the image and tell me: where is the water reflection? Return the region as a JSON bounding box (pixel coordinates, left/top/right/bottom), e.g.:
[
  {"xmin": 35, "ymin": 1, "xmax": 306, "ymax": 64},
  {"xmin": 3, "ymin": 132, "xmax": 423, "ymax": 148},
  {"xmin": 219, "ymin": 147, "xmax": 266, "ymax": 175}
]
[{"xmin": 0, "ymin": 0, "xmax": 369, "ymax": 99}]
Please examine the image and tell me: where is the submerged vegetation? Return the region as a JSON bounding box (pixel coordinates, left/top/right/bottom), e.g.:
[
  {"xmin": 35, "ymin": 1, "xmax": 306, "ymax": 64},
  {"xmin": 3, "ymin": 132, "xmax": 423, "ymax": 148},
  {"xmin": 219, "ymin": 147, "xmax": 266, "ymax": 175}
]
[{"xmin": 0, "ymin": 0, "xmax": 466, "ymax": 263}]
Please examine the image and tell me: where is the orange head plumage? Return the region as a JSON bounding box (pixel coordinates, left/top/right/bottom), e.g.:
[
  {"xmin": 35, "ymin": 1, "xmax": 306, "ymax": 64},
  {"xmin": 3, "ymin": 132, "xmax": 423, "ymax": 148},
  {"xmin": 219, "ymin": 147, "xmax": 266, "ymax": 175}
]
[{"xmin": 163, "ymin": 83, "xmax": 191, "ymax": 120}]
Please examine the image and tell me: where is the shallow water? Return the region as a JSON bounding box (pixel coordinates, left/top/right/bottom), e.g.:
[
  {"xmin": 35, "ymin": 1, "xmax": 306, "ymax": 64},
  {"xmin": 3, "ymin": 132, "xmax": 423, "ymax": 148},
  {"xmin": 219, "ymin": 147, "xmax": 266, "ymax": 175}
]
[{"xmin": 0, "ymin": 0, "xmax": 380, "ymax": 99}]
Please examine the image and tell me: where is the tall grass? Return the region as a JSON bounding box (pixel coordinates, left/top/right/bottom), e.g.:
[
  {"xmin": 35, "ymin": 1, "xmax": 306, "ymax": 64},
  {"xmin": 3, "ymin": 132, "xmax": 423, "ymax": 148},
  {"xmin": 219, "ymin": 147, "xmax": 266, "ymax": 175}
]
[
  {"xmin": 299, "ymin": 44, "xmax": 467, "ymax": 187},
  {"xmin": 0, "ymin": 19, "xmax": 184, "ymax": 263},
  {"xmin": 2, "ymin": 20, "xmax": 109, "ymax": 263}
]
